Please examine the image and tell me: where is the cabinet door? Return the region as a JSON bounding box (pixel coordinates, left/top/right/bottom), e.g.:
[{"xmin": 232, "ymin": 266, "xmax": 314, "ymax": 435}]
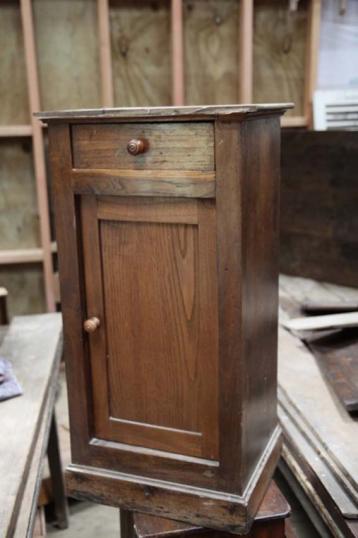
[{"xmin": 81, "ymin": 196, "xmax": 219, "ymax": 460}]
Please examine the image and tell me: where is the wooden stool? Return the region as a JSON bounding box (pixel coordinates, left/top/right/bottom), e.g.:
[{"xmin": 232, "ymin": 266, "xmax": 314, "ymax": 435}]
[{"xmin": 120, "ymin": 481, "xmax": 292, "ymax": 538}]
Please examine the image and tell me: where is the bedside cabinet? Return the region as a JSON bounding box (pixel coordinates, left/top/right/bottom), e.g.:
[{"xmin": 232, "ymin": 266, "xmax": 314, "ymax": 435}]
[{"xmin": 38, "ymin": 104, "xmax": 290, "ymax": 534}]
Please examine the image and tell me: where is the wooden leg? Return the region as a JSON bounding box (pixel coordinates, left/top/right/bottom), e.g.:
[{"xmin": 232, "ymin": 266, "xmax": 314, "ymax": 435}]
[
  {"xmin": 47, "ymin": 412, "xmax": 69, "ymax": 529},
  {"xmin": 120, "ymin": 509, "xmax": 135, "ymax": 538}
]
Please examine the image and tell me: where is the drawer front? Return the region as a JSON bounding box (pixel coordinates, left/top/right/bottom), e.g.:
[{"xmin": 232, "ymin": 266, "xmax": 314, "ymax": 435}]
[{"xmin": 71, "ymin": 122, "xmax": 215, "ymax": 171}]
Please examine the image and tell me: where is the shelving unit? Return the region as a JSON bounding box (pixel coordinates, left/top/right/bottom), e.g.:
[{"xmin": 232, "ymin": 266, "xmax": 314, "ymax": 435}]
[{"xmin": 0, "ymin": 0, "xmax": 321, "ymax": 315}]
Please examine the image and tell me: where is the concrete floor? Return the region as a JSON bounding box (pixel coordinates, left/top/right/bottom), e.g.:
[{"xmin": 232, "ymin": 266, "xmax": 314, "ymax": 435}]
[{"xmin": 47, "ymin": 502, "xmax": 120, "ymax": 537}]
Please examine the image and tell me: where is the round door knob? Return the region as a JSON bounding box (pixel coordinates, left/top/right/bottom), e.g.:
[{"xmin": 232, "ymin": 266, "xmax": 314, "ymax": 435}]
[
  {"xmin": 127, "ymin": 138, "xmax": 146, "ymax": 156},
  {"xmin": 83, "ymin": 317, "xmax": 100, "ymax": 333}
]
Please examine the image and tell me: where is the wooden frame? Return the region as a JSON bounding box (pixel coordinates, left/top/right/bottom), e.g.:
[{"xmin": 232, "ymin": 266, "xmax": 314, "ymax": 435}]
[{"xmin": 0, "ymin": 0, "xmax": 321, "ymax": 314}]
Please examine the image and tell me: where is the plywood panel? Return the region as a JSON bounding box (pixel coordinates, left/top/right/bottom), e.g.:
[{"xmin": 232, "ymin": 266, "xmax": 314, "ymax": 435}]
[
  {"xmin": 0, "ymin": 140, "xmax": 40, "ymax": 249},
  {"xmin": 33, "ymin": 0, "xmax": 101, "ymax": 110},
  {"xmin": 0, "ymin": 265, "xmax": 45, "ymax": 317},
  {"xmin": 0, "ymin": 2, "xmax": 29, "ymax": 125},
  {"xmin": 110, "ymin": 0, "xmax": 171, "ymax": 106},
  {"xmin": 184, "ymin": 0, "xmax": 240, "ymax": 105},
  {"xmin": 253, "ymin": 0, "xmax": 308, "ymax": 117}
]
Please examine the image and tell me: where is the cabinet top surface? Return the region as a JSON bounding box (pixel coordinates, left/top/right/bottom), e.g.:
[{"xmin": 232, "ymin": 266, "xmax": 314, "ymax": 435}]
[{"xmin": 35, "ymin": 103, "xmax": 293, "ymax": 122}]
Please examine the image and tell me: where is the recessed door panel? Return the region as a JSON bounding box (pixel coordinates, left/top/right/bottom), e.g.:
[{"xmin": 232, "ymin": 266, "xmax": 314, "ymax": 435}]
[{"xmin": 81, "ymin": 196, "xmax": 218, "ymax": 460}]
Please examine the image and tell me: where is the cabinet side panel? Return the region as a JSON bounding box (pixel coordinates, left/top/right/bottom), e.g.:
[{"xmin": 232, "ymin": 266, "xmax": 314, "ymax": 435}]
[
  {"xmin": 240, "ymin": 116, "xmax": 281, "ymax": 486},
  {"xmin": 215, "ymin": 120, "xmax": 244, "ymax": 492}
]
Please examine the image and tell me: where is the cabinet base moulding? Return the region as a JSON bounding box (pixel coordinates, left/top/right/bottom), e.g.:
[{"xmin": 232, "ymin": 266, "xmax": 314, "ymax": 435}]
[{"xmin": 66, "ymin": 426, "xmax": 282, "ymax": 534}]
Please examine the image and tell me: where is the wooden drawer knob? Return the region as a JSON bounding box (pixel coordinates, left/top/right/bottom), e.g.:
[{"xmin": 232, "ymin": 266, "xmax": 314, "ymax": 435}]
[
  {"xmin": 83, "ymin": 317, "xmax": 100, "ymax": 333},
  {"xmin": 127, "ymin": 138, "xmax": 146, "ymax": 156}
]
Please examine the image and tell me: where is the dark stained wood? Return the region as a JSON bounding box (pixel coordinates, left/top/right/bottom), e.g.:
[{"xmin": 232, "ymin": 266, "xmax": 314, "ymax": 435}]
[
  {"xmin": 72, "ymin": 122, "xmax": 214, "ymax": 171},
  {"xmin": 46, "ymin": 105, "xmax": 289, "ymax": 532},
  {"xmin": 214, "ymin": 115, "xmax": 282, "ymax": 496},
  {"xmin": 305, "ymin": 329, "xmax": 358, "ymax": 414},
  {"xmin": 0, "ymin": 287, "xmax": 9, "ymax": 325},
  {"xmin": 131, "ymin": 481, "xmax": 290, "ymax": 538},
  {"xmin": 47, "ymin": 413, "xmax": 69, "ymax": 530},
  {"xmin": 280, "ymin": 130, "xmax": 358, "ymax": 287}
]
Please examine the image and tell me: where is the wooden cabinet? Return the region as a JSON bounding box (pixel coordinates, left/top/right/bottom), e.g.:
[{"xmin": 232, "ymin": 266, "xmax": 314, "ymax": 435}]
[{"xmin": 40, "ymin": 104, "xmax": 290, "ymax": 534}]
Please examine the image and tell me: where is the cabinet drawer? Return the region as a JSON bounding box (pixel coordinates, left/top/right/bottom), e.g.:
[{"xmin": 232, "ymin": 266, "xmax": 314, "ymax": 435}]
[{"xmin": 72, "ymin": 122, "xmax": 215, "ymax": 171}]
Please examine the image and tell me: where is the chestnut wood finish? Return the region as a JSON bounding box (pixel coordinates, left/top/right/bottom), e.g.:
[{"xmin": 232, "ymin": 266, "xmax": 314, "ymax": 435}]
[
  {"xmin": 71, "ymin": 122, "xmax": 214, "ymax": 171},
  {"xmin": 127, "ymin": 481, "xmax": 291, "ymax": 538},
  {"xmin": 43, "ymin": 105, "xmax": 289, "ymax": 533}
]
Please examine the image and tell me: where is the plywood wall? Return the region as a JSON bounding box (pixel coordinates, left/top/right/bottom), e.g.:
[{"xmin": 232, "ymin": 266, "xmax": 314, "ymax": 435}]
[
  {"xmin": 253, "ymin": 0, "xmax": 308, "ymax": 117},
  {"xmin": 184, "ymin": 0, "xmax": 240, "ymax": 104},
  {"xmin": 0, "ymin": 3, "xmax": 29, "ymax": 125},
  {"xmin": 0, "ymin": 0, "xmax": 320, "ymax": 316},
  {"xmin": 33, "ymin": 0, "xmax": 101, "ymax": 110}
]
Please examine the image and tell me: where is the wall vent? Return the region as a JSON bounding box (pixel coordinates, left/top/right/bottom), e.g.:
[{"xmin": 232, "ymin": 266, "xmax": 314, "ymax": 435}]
[{"xmin": 313, "ymin": 89, "xmax": 358, "ymax": 130}]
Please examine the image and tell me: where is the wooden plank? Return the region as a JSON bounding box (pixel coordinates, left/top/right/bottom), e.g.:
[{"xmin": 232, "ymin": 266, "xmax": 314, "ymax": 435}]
[
  {"xmin": 253, "ymin": 0, "xmax": 309, "ymax": 119},
  {"xmin": 171, "ymin": 0, "xmax": 185, "ymax": 105},
  {"xmin": 13, "ymin": 391, "xmax": 53, "ymax": 538},
  {"xmin": 239, "ymin": 0, "xmax": 253, "ymax": 102},
  {"xmin": 0, "ymin": 2, "xmax": 30, "ymax": 125},
  {"xmin": 97, "ymin": 0, "xmax": 114, "ymax": 107},
  {"xmin": 0, "ymin": 125, "xmax": 32, "ymax": 137},
  {"xmin": 20, "ymin": 0, "xmax": 55, "ymax": 312},
  {"xmin": 0, "ymin": 249, "xmax": 43, "ymax": 265},
  {"xmin": 183, "ymin": 0, "xmax": 240, "ymax": 105},
  {"xmin": 72, "ymin": 169, "xmax": 216, "ymax": 198},
  {"xmin": 110, "ymin": 0, "xmax": 171, "ymax": 107},
  {"xmin": 310, "ymin": 330, "xmax": 358, "ymax": 414},
  {"xmin": 278, "ymin": 275, "xmax": 358, "ymax": 517},
  {"xmin": 0, "ymin": 314, "xmax": 63, "ymax": 537},
  {"xmin": 33, "ymin": 0, "xmax": 101, "ymax": 110},
  {"xmin": 36, "ymin": 104, "xmax": 291, "ymax": 121},
  {"xmin": 283, "ymin": 312, "xmax": 358, "ymax": 332}
]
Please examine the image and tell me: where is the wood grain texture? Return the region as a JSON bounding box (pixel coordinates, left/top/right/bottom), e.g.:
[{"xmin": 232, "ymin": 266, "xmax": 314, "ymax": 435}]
[
  {"xmin": 253, "ymin": 0, "xmax": 308, "ymax": 118},
  {"xmin": 81, "ymin": 196, "xmax": 219, "ymax": 459},
  {"xmin": 280, "ymin": 130, "xmax": 358, "ymax": 287},
  {"xmin": 110, "ymin": 0, "xmax": 171, "ymax": 107},
  {"xmin": 47, "ymin": 107, "xmax": 286, "ymax": 530},
  {"xmin": 131, "ymin": 481, "xmax": 289, "ymax": 538},
  {"xmin": 66, "ymin": 433, "xmax": 281, "ymax": 534},
  {"xmin": 72, "ymin": 122, "xmax": 214, "ymax": 171},
  {"xmin": 214, "ymin": 116, "xmax": 281, "ymax": 494},
  {"xmin": 184, "ymin": 0, "xmax": 240, "ymax": 104},
  {"xmin": 240, "ymin": 116, "xmax": 282, "ymax": 488},
  {"xmin": 72, "ymin": 169, "xmax": 216, "ymax": 198},
  {"xmin": 0, "ymin": 314, "xmax": 62, "ymax": 537},
  {"xmin": 33, "ymin": 0, "xmax": 101, "ymax": 110},
  {"xmin": 0, "ymin": 140, "xmax": 39, "ymax": 250},
  {"xmin": 0, "ymin": 2, "xmax": 29, "ymax": 125},
  {"xmin": 36, "ymin": 104, "xmax": 292, "ymax": 121},
  {"xmin": 279, "ymin": 275, "xmax": 358, "ymax": 520}
]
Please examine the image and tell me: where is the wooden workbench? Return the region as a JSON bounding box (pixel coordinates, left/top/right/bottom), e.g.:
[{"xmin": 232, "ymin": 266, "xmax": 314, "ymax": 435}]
[{"xmin": 0, "ymin": 314, "xmax": 68, "ymax": 537}]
